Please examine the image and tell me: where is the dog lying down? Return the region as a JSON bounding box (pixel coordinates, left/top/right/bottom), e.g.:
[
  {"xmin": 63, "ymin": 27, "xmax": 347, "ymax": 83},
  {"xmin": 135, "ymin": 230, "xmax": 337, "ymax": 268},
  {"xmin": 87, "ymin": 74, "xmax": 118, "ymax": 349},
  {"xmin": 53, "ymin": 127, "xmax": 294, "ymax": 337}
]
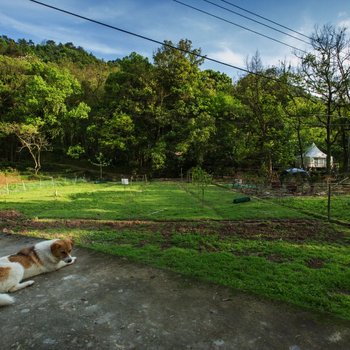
[{"xmin": 0, "ymin": 238, "xmax": 76, "ymax": 306}]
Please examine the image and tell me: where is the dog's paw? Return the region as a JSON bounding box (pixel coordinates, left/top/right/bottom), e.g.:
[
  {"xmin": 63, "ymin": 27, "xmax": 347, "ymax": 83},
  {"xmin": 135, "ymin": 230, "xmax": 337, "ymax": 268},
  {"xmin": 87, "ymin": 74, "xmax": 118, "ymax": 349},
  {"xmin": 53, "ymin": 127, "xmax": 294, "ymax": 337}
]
[
  {"xmin": 26, "ymin": 280, "xmax": 35, "ymax": 286},
  {"xmin": 69, "ymin": 257, "xmax": 77, "ymax": 264}
]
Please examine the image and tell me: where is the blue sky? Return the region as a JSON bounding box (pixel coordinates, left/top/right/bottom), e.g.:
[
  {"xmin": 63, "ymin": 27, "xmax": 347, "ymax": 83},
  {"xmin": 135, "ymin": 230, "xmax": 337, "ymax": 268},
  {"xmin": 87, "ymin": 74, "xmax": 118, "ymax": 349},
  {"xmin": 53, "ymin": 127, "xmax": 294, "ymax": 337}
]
[{"xmin": 0, "ymin": 0, "xmax": 349, "ymax": 78}]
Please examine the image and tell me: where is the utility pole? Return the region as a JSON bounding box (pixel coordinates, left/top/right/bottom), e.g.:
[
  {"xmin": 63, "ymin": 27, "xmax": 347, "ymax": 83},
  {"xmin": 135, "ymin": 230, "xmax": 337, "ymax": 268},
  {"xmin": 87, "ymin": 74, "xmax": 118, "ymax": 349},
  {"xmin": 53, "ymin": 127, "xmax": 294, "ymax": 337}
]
[
  {"xmin": 347, "ymin": 134, "xmax": 350, "ymax": 173},
  {"xmin": 327, "ymin": 181, "xmax": 331, "ymax": 222}
]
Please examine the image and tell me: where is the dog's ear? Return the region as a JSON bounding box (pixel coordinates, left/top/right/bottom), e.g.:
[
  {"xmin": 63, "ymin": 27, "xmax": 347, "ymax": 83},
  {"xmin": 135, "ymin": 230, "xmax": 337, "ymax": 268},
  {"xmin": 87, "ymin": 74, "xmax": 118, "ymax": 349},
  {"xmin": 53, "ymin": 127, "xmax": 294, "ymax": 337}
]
[
  {"xmin": 66, "ymin": 237, "xmax": 74, "ymax": 247},
  {"xmin": 50, "ymin": 241, "xmax": 62, "ymax": 257}
]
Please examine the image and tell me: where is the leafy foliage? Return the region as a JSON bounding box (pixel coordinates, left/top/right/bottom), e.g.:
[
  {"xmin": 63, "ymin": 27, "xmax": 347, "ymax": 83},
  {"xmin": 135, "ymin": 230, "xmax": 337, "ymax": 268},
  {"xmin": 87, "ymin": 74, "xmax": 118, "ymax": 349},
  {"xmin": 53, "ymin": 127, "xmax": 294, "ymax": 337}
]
[{"xmin": 0, "ymin": 32, "xmax": 349, "ymax": 176}]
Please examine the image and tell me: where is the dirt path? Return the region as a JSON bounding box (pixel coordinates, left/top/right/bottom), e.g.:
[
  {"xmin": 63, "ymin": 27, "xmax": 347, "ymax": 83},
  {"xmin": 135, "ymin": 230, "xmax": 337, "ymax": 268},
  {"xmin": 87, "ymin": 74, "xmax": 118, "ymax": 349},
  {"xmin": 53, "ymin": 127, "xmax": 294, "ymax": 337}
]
[
  {"xmin": 1, "ymin": 233, "xmax": 350, "ymax": 350},
  {"xmin": 1, "ymin": 209, "xmax": 346, "ymax": 243}
]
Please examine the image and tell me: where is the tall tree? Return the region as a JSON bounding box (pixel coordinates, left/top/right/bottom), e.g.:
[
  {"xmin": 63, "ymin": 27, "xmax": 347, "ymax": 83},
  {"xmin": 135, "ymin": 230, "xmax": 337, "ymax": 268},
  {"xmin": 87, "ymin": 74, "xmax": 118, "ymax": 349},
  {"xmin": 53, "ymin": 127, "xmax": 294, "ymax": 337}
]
[
  {"xmin": 285, "ymin": 97, "xmax": 325, "ymax": 169},
  {"xmin": 236, "ymin": 52, "xmax": 295, "ymax": 178},
  {"xmin": 297, "ymin": 24, "xmax": 350, "ymax": 173},
  {"xmin": 153, "ymin": 39, "xmax": 215, "ymax": 170},
  {"xmin": 5, "ymin": 123, "xmax": 49, "ymax": 174},
  {"xmin": 200, "ymin": 70, "xmax": 245, "ymax": 173},
  {"xmin": 0, "ymin": 56, "xmax": 89, "ymax": 171},
  {"xmin": 99, "ymin": 53, "xmax": 156, "ymax": 168},
  {"xmin": 0, "ymin": 55, "xmax": 29, "ymax": 161}
]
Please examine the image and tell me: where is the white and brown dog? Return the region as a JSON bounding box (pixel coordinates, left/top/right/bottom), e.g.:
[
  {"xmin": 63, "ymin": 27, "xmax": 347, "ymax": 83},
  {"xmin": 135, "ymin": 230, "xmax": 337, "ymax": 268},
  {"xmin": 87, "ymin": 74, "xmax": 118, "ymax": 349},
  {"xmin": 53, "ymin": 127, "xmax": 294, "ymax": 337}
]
[{"xmin": 0, "ymin": 238, "xmax": 76, "ymax": 306}]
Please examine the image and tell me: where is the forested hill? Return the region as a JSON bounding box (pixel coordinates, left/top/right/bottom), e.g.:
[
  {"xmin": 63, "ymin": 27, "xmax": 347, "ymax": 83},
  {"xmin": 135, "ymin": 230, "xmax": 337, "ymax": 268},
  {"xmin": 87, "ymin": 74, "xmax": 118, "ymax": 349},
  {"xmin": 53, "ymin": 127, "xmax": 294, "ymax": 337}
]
[
  {"xmin": 0, "ymin": 36, "xmax": 101, "ymax": 65},
  {"xmin": 0, "ymin": 28, "xmax": 349, "ymax": 177}
]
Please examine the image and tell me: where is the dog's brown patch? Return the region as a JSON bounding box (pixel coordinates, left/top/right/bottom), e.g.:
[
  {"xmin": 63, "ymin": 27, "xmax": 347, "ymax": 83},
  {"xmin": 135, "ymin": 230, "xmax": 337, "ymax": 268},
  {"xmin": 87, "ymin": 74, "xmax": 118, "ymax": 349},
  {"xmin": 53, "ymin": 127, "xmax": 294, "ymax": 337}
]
[
  {"xmin": 8, "ymin": 245, "xmax": 43, "ymax": 268},
  {"xmin": 0, "ymin": 266, "xmax": 11, "ymax": 281}
]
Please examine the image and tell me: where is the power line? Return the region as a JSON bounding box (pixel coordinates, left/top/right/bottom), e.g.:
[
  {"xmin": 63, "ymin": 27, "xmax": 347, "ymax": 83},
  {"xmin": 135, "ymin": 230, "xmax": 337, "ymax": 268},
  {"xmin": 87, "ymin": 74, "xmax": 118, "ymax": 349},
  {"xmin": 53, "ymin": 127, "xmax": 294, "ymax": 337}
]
[
  {"xmin": 174, "ymin": 0, "xmax": 307, "ymax": 53},
  {"xmin": 28, "ymin": 0, "xmax": 299, "ymax": 87},
  {"xmin": 218, "ymin": 0, "xmax": 312, "ymax": 41},
  {"xmin": 27, "ymin": 1, "xmax": 246, "ymax": 74},
  {"xmin": 199, "ymin": 0, "xmax": 310, "ymax": 45}
]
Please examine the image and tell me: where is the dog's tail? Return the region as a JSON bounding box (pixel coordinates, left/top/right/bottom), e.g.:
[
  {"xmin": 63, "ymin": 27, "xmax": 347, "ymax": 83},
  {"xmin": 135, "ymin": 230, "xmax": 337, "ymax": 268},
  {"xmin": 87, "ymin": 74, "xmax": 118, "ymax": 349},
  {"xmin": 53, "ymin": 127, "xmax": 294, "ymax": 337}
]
[{"xmin": 0, "ymin": 293, "xmax": 14, "ymax": 306}]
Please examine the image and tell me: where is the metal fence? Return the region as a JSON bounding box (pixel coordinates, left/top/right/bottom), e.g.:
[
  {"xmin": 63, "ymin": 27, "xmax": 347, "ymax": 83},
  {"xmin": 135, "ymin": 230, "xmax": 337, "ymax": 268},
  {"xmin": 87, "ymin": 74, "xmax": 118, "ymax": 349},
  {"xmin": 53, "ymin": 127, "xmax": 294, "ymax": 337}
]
[{"xmin": 0, "ymin": 177, "xmax": 87, "ymax": 195}]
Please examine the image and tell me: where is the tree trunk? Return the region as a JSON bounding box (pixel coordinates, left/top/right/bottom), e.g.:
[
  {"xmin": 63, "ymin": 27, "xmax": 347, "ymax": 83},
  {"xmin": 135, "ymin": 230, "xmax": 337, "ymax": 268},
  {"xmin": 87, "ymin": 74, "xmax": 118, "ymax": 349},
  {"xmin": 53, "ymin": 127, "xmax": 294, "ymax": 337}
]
[
  {"xmin": 297, "ymin": 120, "xmax": 304, "ymax": 169},
  {"xmin": 340, "ymin": 127, "xmax": 349, "ymax": 172},
  {"xmin": 326, "ymin": 102, "xmax": 332, "ymax": 174}
]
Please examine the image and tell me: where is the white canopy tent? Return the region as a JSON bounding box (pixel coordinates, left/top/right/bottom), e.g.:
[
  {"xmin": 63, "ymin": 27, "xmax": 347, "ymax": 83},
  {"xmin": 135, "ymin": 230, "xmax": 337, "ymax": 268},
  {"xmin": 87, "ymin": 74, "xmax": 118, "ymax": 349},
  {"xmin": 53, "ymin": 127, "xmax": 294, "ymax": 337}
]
[{"xmin": 296, "ymin": 143, "xmax": 333, "ymax": 169}]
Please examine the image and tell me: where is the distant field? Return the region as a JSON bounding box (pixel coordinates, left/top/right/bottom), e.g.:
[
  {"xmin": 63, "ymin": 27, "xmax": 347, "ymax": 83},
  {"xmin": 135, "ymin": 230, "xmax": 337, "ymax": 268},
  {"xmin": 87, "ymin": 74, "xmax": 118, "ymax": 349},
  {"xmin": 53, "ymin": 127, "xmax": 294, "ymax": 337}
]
[{"xmin": 0, "ymin": 180, "xmax": 311, "ymax": 221}]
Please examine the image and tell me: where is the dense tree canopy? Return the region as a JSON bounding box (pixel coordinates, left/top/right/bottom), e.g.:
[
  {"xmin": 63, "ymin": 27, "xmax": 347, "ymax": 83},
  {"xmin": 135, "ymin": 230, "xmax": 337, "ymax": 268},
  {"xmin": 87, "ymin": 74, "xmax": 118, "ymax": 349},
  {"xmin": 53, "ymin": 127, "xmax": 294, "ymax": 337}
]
[{"xmin": 0, "ymin": 32, "xmax": 349, "ymax": 177}]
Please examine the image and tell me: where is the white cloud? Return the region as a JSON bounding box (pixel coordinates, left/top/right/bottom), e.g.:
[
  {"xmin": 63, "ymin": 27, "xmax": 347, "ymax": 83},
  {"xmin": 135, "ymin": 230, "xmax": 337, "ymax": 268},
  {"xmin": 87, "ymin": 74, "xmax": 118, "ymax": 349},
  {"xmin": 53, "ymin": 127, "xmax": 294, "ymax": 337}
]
[
  {"xmin": 338, "ymin": 18, "xmax": 350, "ymax": 28},
  {"xmin": 80, "ymin": 5, "xmax": 127, "ymax": 21},
  {"xmin": 0, "ymin": 12, "xmax": 123, "ymax": 57},
  {"xmin": 208, "ymin": 46, "xmax": 245, "ymax": 67},
  {"xmin": 338, "ymin": 11, "xmax": 348, "ymax": 18},
  {"xmin": 79, "ymin": 41, "xmax": 123, "ymax": 56},
  {"xmin": 0, "ymin": 12, "xmax": 74, "ymax": 40}
]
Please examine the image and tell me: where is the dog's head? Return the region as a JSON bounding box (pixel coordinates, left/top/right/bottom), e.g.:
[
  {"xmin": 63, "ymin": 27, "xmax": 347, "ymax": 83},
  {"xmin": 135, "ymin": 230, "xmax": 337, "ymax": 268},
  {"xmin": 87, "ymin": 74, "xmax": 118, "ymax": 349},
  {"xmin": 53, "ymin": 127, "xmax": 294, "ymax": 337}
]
[{"xmin": 50, "ymin": 238, "xmax": 74, "ymax": 263}]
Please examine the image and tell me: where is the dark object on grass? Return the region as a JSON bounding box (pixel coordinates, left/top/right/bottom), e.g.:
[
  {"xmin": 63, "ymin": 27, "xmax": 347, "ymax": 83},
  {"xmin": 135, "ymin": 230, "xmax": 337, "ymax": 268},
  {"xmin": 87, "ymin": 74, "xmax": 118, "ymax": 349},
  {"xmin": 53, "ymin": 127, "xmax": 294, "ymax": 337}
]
[
  {"xmin": 233, "ymin": 197, "xmax": 251, "ymax": 204},
  {"xmin": 94, "ymin": 179, "xmax": 108, "ymax": 184}
]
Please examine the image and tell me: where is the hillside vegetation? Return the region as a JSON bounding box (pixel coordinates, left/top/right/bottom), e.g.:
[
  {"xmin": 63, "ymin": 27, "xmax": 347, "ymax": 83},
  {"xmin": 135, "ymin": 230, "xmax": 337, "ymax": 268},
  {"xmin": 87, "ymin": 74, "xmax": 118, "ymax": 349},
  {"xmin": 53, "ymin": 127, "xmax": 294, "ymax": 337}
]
[{"xmin": 1, "ymin": 26, "xmax": 349, "ymax": 178}]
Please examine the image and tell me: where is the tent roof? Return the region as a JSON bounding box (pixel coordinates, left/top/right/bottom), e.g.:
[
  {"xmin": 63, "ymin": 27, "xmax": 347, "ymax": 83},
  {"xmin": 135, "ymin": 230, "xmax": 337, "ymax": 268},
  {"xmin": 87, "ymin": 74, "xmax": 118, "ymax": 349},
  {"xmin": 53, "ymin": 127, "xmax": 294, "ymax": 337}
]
[{"xmin": 304, "ymin": 143, "xmax": 327, "ymax": 158}]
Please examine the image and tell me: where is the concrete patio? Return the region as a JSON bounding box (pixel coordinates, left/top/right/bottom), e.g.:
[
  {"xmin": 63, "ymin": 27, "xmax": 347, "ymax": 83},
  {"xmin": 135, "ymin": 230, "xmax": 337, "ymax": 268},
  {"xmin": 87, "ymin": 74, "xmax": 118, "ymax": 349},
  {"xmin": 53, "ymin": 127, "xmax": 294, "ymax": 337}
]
[{"xmin": 1, "ymin": 233, "xmax": 350, "ymax": 349}]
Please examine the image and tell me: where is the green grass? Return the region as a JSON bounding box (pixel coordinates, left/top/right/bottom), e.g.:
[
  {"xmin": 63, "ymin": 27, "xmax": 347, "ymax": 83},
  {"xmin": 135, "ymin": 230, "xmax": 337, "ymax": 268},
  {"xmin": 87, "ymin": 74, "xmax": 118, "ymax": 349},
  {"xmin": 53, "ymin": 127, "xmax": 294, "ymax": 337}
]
[
  {"xmin": 274, "ymin": 195, "xmax": 350, "ymax": 223},
  {"xmin": 0, "ymin": 180, "xmax": 309, "ymax": 221}
]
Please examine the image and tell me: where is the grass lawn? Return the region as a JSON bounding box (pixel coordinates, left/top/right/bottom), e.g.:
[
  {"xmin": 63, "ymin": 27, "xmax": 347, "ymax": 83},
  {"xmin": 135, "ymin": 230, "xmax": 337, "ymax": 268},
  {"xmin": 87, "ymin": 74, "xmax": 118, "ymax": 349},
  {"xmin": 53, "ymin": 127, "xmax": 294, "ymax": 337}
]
[
  {"xmin": 0, "ymin": 180, "xmax": 309, "ymax": 220},
  {"xmin": 274, "ymin": 195, "xmax": 350, "ymax": 223},
  {"xmin": 1, "ymin": 179, "xmax": 350, "ymax": 321}
]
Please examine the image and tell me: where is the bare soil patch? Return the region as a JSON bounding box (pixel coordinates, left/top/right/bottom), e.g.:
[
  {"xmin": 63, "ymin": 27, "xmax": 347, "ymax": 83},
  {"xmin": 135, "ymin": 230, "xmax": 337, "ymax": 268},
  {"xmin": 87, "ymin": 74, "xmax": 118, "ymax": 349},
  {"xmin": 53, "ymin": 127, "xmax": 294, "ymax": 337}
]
[
  {"xmin": 0, "ymin": 173, "xmax": 22, "ymax": 186},
  {"xmin": 0, "ymin": 209, "xmax": 23, "ymax": 219},
  {"xmin": 159, "ymin": 219, "xmax": 346, "ymax": 243},
  {"xmin": 0, "ymin": 210, "xmax": 346, "ymax": 244},
  {"xmin": 306, "ymin": 258, "xmax": 326, "ymax": 269}
]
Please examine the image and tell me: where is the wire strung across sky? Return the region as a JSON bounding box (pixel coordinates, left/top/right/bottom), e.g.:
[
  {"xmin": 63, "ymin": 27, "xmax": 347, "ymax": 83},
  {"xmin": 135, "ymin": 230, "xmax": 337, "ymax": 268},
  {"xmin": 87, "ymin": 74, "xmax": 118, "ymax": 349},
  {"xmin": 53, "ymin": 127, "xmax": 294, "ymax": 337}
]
[
  {"xmin": 20, "ymin": 1, "xmax": 350, "ymax": 124},
  {"xmin": 28, "ymin": 0, "xmax": 304, "ymax": 87},
  {"xmin": 218, "ymin": 0, "xmax": 312, "ymax": 41},
  {"xmin": 174, "ymin": 0, "xmax": 307, "ymax": 53},
  {"xmin": 199, "ymin": 0, "xmax": 310, "ymax": 45}
]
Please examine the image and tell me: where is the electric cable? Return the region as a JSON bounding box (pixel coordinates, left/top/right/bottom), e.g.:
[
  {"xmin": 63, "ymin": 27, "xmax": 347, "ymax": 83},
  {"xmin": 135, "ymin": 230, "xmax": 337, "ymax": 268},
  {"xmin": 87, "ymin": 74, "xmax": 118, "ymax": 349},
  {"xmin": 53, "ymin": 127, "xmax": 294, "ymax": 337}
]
[
  {"xmin": 199, "ymin": 0, "xmax": 310, "ymax": 45},
  {"xmin": 28, "ymin": 0, "xmax": 302, "ymax": 87},
  {"xmin": 174, "ymin": 0, "xmax": 307, "ymax": 53},
  {"xmin": 218, "ymin": 0, "xmax": 312, "ymax": 41}
]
